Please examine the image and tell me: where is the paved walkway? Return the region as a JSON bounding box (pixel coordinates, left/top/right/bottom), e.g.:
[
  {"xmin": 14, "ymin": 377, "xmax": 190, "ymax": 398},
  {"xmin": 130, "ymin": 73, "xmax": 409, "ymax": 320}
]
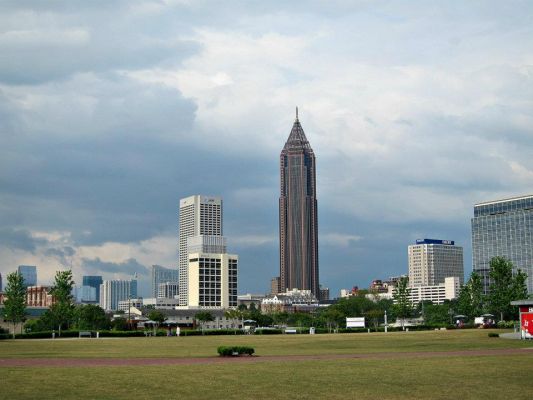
[{"xmin": 1, "ymin": 347, "xmax": 532, "ymax": 367}]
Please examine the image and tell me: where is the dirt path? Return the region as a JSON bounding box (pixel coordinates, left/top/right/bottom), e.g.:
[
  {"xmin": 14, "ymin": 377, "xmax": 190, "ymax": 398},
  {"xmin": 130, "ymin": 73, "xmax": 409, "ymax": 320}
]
[{"xmin": 1, "ymin": 347, "xmax": 531, "ymax": 367}]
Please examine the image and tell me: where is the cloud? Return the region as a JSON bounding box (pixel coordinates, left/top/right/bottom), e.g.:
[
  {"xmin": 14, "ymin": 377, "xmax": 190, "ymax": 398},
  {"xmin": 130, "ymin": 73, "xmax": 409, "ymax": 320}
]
[
  {"xmin": 0, "ymin": 227, "xmax": 48, "ymax": 253},
  {"xmin": 81, "ymin": 257, "xmax": 149, "ymax": 277}
]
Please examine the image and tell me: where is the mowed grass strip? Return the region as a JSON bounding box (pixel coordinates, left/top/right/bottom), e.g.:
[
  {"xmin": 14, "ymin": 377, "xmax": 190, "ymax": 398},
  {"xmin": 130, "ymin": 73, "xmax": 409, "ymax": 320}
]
[
  {"xmin": 0, "ymin": 329, "xmax": 529, "ymax": 359},
  {"xmin": 3, "ymin": 354, "xmax": 533, "ymax": 400}
]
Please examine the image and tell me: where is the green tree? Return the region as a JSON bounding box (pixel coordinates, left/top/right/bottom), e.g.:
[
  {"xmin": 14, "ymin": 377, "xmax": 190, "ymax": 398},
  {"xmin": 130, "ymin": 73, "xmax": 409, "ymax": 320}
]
[
  {"xmin": 75, "ymin": 304, "xmax": 109, "ymax": 330},
  {"xmin": 364, "ymin": 309, "xmax": 384, "ymax": 331},
  {"xmin": 392, "ymin": 276, "xmax": 412, "ymax": 329},
  {"xmin": 488, "ymin": 257, "xmax": 528, "ymax": 321},
  {"xmin": 47, "ymin": 270, "xmax": 75, "ymax": 334},
  {"xmin": 457, "ymin": 272, "xmax": 484, "ymax": 321},
  {"xmin": 195, "ymin": 311, "xmax": 214, "ymax": 334},
  {"xmin": 3, "ymin": 272, "xmax": 27, "ymax": 338}
]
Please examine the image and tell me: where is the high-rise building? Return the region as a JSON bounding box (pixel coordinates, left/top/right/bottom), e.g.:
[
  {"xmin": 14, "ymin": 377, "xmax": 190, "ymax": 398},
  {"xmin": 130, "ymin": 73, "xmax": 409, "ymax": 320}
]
[
  {"xmin": 279, "ymin": 108, "xmax": 319, "ymax": 296},
  {"xmin": 408, "ymin": 239, "xmax": 464, "ymax": 287},
  {"xmin": 270, "ymin": 277, "xmax": 281, "ymax": 295},
  {"xmin": 472, "ymin": 195, "xmax": 533, "ymax": 294},
  {"xmin": 0, "ymin": 272, "xmax": 3, "ymax": 292},
  {"xmin": 17, "ymin": 265, "xmax": 37, "ymax": 287},
  {"xmin": 99, "ymin": 279, "xmax": 137, "ymax": 311},
  {"xmin": 157, "ymin": 282, "xmax": 179, "ymax": 299},
  {"xmin": 178, "ymin": 195, "xmax": 222, "ymax": 306},
  {"xmin": 82, "ymin": 276, "xmax": 103, "ymax": 303},
  {"xmin": 151, "ymin": 265, "xmax": 178, "ymax": 298}
]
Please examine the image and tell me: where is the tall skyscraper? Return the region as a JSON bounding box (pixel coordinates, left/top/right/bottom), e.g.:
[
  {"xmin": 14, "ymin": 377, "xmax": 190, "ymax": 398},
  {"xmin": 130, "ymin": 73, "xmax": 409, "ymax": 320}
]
[
  {"xmin": 472, "ymin": 195, "xmax": 533, "ymax": 294},
  {"xmin": 17, "ymin": 265, "xmax": 37, "ymax": 287},
  {"xmin": 178, "ymin": 195, "xmax": 223, "ymax": 306},
  {"xmin": 151, "ymin": 265, "xmax": 178, "ymax": 298},
  {"xmin": 408, "ymin": 239, "xmax": 464, "ymax": 287},
  {"xmin": 82, "ymin": 275, "xmax": 103, "ymax": 303},
  {"xmin": 0, "ymin": 272, "xmax": 3, "ymax": 292},
  {"xmin": 99, "ymin": 278, "xmax": 137, "ymax": 311},
  {"xmin": 279, "ymin": 108, "xmax": 319, "ymax": 296}
]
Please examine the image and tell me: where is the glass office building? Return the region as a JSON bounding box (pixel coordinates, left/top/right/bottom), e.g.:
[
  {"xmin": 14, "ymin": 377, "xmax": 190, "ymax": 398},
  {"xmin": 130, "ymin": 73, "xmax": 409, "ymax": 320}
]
[{"xmin": 471, "ymin": 195, "xmax": 533, "ymax": 294}]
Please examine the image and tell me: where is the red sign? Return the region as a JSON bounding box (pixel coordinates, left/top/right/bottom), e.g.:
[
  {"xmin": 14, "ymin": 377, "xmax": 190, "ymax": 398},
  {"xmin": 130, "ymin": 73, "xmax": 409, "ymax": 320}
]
[{"xmin": 522, "ymin": 313, "xmax": 533, "ymax": 335}]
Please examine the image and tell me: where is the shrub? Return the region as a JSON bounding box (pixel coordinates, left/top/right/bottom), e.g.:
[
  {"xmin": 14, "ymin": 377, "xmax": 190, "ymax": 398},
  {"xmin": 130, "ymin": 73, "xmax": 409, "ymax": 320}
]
[
  {"xmin": 217, "ymin": 346, "xmax": 255, "ymax": 356},
  {"xmin": 255, "ymin": 328, "xmax": 282, "ymax": 335},
  {"xmin": 488, "ymin": 332, "xmax": 499, "ymax": 338}
]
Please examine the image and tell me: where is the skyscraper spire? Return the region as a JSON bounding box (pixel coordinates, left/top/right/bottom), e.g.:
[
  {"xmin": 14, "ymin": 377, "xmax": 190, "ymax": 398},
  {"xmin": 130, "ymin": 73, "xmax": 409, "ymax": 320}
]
[{"xmin": 296, "ymin": 106, "xmax": 299, "ymax": 121}]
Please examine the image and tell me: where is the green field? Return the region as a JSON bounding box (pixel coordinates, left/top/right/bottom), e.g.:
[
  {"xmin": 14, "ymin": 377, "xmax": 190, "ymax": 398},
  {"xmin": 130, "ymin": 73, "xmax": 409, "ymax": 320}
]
[{"xmin": 2, "ymin": 330, "xmax": 533, "ymax": 399}]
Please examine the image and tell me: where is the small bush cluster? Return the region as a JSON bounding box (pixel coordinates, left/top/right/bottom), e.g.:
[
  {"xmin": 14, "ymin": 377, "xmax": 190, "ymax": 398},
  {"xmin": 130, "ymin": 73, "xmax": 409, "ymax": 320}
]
[
  {"xmin": 256, "ymin": 328, "xmax": 283, "ymax": 335},
  {"xmin": 496, "ymin": 320, "xmax": 516, "ymax": 329},
  {"xmin": 217, "ymin": 346, "xmax": 255, "ymax": 356},
  {"xmin": 488, "ymin": 332, "xmax": 499, "ymax": 338}
]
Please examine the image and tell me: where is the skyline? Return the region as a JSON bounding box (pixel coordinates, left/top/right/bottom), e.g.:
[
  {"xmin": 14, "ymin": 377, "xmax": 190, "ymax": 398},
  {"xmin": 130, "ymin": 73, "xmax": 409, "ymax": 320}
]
[{"xmin": 1, "ymin": 2, "xmax": 533, "ymax": 297}]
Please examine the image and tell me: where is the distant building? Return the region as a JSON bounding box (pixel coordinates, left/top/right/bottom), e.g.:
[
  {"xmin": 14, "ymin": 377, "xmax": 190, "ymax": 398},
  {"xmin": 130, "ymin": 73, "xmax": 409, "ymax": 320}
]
[
  {"xmin": 237, "ymin": 293, "xmax": 265, "ymax": 309},
  {"xmin": 261, "ymin": 289, "xmax": 319, "ymax": 313},
  {"xmin": 99, "ymin": 279, "xmax": 137, "ymax": 311},
  {"xmin": 271, "ymin": 276, "xmax": 281, "ymax": 295},
  {"xmin": 157, "ymin": 282, "xmax": 179, "ymax": 299},
  {"xmin": 82, "ymin": 276, "xmax": 103, "ymax": 303},
  {"xmin": 319, "ymin": 285, "xmax": 330, "ymax": 302},
  {"xmin": 151, "ymin": 265, "xmax": 178, "ymax": 298},
  {"xmin": 77, "ymin": 285, "xmax": 97, "ymax": 303},
  {"xmin": 17, "ymin": 265, "xmax": 37, "ymax": 287},
  {"xmin": 26, "ymin": 286, "xmax": 54, "ymax": 307},
  {"xmin": 178, "ymin": 195, "xmax": 223, "ymax": 307},
  {"xmin": 408, "ymin": 239, "xmax": 464, "ymax": 287},
  {"xmin": 340, "ymin": 286, "xmax": 359, "ymax": 298},
  {"xmin": 142, "ymin": 297, "xmax": 180, "ymax": 309},
  {"xmin": 0, "ymin": 272, "xmax": 3, "ymax": 291},
  {"xmin": 407, "ymin": 277, "xmax": 461, "ymax": 305},
  {"xmin": 472, "ymin": 195, "xmax": 533, "ymax": 294}
]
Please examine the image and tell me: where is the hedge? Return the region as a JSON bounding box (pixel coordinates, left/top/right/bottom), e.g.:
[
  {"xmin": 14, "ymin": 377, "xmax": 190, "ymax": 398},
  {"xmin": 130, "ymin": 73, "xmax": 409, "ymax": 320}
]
[{"xmin": 217, "ymin": 346, "xmax": 255, "ymax": 356}]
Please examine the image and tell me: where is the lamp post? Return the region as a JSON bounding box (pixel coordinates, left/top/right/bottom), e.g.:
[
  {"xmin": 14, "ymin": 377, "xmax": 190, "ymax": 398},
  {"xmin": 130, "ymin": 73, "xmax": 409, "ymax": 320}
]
[{"xmin": 384, "ymin": 310, "xmax": 388, "ymax": 333}]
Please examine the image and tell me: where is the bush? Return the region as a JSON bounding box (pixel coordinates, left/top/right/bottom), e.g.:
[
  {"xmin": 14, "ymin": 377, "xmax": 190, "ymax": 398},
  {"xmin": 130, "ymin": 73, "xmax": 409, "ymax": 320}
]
[
  {"xmin": 488, "ymin": 332, "xmax": 499, "ymax": 338},
  {"xmin": 496, "ymin": 320, "xmax": 515, "ymax": 329},
  {"xmin": 256, "ymin": 328, "xmax": 282, "ymax": 335},
  {"xmin": 0, "ymin": 333, "xmax": 10, "ymax": 340},
  {"xmin": 217, "ymin": 346, "xmax": 255, "ymax": 356}
]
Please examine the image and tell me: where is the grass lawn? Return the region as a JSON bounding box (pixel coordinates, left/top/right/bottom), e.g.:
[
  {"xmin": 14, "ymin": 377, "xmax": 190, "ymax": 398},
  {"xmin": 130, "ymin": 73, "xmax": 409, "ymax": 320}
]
[
  {"xmin": 0, "ymin": 329, "xmax": 529, "ymax": 359},
  {"xmin": 2, "ymin": 330, "xmax": 532, "ymax": 399}
]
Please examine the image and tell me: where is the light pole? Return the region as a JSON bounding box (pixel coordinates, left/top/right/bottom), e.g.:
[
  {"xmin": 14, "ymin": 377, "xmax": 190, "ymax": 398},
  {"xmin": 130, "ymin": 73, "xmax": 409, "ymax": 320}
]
[{"xmin": 384, "ymin": 310, "xmax": 388, "ymax": 333}]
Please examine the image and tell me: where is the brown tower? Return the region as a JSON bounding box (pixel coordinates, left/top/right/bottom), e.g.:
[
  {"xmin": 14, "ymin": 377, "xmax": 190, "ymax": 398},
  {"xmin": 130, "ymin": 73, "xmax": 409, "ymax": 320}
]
[{"xmin": 279, "ymin": 108, "xmax": 319, "ymax": 296}]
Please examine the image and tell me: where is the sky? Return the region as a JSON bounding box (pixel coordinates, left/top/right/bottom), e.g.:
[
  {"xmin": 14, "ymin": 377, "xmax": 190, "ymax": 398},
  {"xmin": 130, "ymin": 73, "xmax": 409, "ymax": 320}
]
[{"xmin": 1, "ymin": 1, "xmax": 532, "ymax": 297}]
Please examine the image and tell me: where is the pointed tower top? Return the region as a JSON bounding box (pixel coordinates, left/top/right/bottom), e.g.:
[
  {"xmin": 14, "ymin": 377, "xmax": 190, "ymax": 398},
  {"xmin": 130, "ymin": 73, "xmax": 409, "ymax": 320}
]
[{"xmin": 283, "ymin": 107, "xmax": 312, "ymax": 152}]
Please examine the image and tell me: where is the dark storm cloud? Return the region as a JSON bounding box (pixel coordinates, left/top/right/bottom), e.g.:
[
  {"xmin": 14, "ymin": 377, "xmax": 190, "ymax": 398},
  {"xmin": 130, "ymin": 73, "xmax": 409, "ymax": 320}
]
[
  {"xmin": 82, "ymin": 257, "xmax": 149, "ymax": 276},
  {"xmin": 0, "ymin": 227, "xmax": 48, "ymax": 253},
  {"xmin": 44, "ymin": 246, "xmax": 76, "ymax": 266}
]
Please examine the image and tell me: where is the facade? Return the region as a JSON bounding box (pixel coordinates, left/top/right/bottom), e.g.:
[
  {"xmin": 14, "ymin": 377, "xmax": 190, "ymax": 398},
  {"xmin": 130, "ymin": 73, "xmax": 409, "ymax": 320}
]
[
  {"xmin": 0, "ymin": 272, "xmax": 2, "ymax": 291},
  {"xmin": 26, "ymin": 286, "xmax": 54, "ymax": 307},
  {"xmin": 408, "ymin": 239, "xmax": 464, "ymax": 287},
  {"xmin": 472, "ymin": 195, "xmax": 533, "ymax": 294},
  {"xmin": 186, "ymin": 251, "xmax": 238, "ymax": 309},
  {"xmin": 82, "ymin": 276, "xmax": 102, "ymax": 303},
  {"xmin": 279, "ymin": 109, "xmax": 319, "ymax": 296},
  {"xmin": 407, "ymin": 277, "xmax": 461, "ymax": 305},
  {"xmin": 142, "ymin": 297, "xmax": 180, "ymax": 309},
  {"xmin": 76, "ymin": 285, "xmax": 97, "ymax": 303},
  {"xmin": 157, "ymin": 282, "xmax": 179, "ymax": 299},
  {"xmin": 270, "ymin": 277, "xmax": 281, "ymax": 295},
  {"xmin": 319, "ymin": 285, "xmax": 330, "ymax": 302},
  {"xmin": 151, "ymin": 265, "xmax": 178, "ymax": 298},
  {"xmin": 178, "ymin": 195, "xmax": 222, "ymax": 306},
  {"xmin": 261, "ymin": 288, "xmax": 319, "ymax": 314},
  {"xmin": 17, "ymin": 265, "xmax": 37, "ymax": 287},
  {"xmin": 99, "ymin": 279, "xmax": 138, "ymax": 311}
]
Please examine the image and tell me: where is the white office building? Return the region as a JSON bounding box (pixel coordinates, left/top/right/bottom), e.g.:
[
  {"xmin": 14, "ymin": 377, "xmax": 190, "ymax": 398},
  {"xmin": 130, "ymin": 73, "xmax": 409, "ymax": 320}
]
[
  {"xmin": 99, "ymin": 279, "xmax": 137, "ymax": 311},
  {"xmin": 178, "ymin": 195, "xmax": 222, "ymax": 306},
  {"xmin": 408, "ymin": 239, "xmax": 464, "ymax": 286},
  {"xmin": 408, "ymin": 277, "xmax": 461, "ymax": 305}
]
